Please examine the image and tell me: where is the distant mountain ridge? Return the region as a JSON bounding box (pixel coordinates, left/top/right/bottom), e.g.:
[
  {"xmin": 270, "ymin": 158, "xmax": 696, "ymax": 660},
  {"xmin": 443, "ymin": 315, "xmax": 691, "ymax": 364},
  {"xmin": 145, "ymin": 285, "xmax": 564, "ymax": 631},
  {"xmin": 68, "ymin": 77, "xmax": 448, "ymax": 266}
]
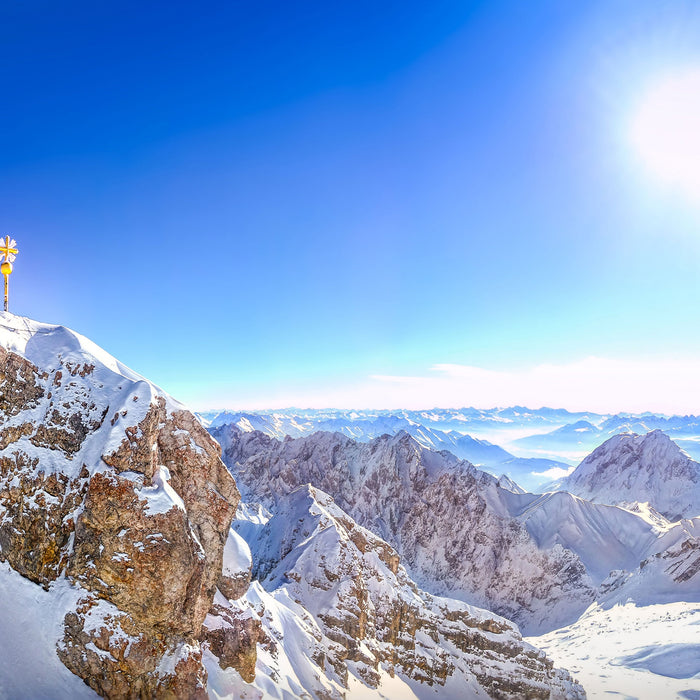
[
  {"xmin": 200, "ymin": 406, "xmax": 700, "ymax": 487},
  {"xmin": 200, "ymin": 406, "xmax": 605, "ymax": 434},
  {"xmin": 202, "ymin": 409, "xmax": 573, "ymax": 491}
]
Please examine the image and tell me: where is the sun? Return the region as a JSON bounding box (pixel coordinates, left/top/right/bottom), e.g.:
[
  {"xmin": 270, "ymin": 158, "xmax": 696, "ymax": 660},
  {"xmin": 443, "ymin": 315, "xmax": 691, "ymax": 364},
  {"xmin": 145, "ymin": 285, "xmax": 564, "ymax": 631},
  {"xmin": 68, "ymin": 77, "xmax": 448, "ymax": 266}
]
[{"xmin": 630, "ymin": 67, "xmax": 700, "ymax": 203}]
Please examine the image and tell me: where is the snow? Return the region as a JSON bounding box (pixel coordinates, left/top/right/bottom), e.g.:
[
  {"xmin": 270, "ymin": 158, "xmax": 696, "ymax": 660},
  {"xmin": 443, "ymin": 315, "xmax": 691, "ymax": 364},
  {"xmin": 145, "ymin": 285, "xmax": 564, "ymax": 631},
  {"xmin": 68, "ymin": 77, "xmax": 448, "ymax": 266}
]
[
  {"xmin": 222, "ymin": 527, "xmax": 252, "ymax": 578},
  {"xmin": 528, "ymin": 602, "xmax": 700, "ymax": 699},
  {"xmin": 0, "ymin": 562, "xmax": 98, "ymax": 699},
  {"xmin": 0, "ymin": 312, "xmax": 167, "ymax": 400},
  {"xmin": 139, "ymin": 466, "xmax": 186, "ymax": 515},
  {"xmin": 618, "ymin": 644, "xmax": 700, "ymax": 679}
]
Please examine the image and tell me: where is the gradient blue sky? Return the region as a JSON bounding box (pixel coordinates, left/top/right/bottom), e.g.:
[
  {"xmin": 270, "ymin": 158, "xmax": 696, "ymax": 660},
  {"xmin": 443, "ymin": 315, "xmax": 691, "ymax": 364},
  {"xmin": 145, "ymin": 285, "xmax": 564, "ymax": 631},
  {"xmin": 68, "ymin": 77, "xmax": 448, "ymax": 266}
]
[{"xmin": 3, "ymin": 1, "xmax": 700, "ymax": 411}]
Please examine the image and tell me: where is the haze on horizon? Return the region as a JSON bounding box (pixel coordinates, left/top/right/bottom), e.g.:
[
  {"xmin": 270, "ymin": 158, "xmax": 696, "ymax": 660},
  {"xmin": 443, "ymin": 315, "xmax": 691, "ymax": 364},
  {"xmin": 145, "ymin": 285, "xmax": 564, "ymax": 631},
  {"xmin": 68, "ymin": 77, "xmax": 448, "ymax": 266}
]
[{"xmin": 2, "ymin": 1, "xmax": 700, "ymax": 415}]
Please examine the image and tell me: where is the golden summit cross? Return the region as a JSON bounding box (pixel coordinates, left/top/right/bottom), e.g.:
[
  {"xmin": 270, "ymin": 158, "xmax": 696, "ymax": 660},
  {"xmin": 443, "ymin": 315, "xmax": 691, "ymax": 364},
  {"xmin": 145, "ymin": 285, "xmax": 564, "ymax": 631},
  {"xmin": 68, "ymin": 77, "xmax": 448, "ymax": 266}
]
[
  {"xmin": 1, "ymin": 235, "xmax": 19, "ymax": 312},
  {"xmin": 0, "ymin": 236, "xmax": 18, "ymax": 261}
]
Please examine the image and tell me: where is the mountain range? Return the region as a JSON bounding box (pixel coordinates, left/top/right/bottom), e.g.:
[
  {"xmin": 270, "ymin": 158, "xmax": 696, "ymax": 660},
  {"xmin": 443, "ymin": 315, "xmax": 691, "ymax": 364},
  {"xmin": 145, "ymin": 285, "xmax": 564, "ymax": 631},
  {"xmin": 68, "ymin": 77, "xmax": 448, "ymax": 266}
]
[
  {"xmin": 2, "ymin": 312, "xmax": 699, "ymax": 698},
  {"xmin": 0, "ymin": 313, "xmax": 586, "ymax": 699},
  {"xmin": 212, "ymin": 423, "xmax": 700, "ymax": 632}
]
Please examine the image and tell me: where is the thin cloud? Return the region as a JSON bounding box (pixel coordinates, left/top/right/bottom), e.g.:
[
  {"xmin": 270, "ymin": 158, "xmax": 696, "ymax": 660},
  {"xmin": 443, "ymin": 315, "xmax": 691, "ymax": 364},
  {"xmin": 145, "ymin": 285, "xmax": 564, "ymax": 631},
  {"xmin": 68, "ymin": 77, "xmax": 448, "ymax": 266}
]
[
  {"xmin": 532, "ymin": 466, "xmax": 576, "ymax": 480},
  {"xmin": 197, "ymin": 356, "xmax": 700, "ymax": 414}
]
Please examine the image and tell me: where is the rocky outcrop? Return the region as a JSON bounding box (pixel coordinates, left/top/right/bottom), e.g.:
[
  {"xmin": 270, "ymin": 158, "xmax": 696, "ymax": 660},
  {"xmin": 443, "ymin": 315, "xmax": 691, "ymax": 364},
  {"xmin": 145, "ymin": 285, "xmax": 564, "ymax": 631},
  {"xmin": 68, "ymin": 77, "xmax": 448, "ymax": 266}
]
[
  {"xmin": 60, "ymin": 593, "xmax": 210, "ymax": 699},
  {"xmin": 217, "ymin": 528, "xmax": 253, "ymax": 601},
  {"xmin": 0, "ymin": 314, "xmax": 241, "ymax": 697},
  {"xmin": 201, "ymin": 600, "xmax": 263, "ymax": 683}
]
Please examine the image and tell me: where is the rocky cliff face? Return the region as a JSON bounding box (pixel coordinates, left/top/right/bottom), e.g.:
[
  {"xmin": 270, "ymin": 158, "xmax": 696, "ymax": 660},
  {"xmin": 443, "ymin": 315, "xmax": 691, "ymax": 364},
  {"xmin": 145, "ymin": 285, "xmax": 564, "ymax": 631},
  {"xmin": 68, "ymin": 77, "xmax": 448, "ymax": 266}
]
[
  {"xmin": 0, "ymin": 313, "xmax": 242, "ymax": 697},
  {"xmin": 212, "ymin": 426, "xmax": 596, "ymax": 634}
]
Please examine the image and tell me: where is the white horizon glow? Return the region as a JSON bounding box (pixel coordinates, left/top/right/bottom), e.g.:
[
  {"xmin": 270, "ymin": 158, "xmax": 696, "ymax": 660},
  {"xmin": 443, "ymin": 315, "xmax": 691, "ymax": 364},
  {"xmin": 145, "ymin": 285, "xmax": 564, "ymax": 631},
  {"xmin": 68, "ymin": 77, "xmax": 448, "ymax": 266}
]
[
  {"xmin": 630, "ymin": 67, "xmax": 700, "ymax": 203},
  {"xmin": 192, "ymin": 355, "xmax": 700, "ymax": 415}
]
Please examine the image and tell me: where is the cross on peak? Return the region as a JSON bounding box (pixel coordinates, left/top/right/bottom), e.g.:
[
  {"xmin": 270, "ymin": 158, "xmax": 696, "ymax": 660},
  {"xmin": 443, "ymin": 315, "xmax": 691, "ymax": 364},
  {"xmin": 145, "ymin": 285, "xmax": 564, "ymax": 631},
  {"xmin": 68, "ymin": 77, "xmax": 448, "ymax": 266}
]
[
  {"xmin": 0, "ymin": 236, "xmax": 18, "ymax": 263},
  {"xmin": 1, "ymin": 235, "xmax": 18, "ymax": 312}
]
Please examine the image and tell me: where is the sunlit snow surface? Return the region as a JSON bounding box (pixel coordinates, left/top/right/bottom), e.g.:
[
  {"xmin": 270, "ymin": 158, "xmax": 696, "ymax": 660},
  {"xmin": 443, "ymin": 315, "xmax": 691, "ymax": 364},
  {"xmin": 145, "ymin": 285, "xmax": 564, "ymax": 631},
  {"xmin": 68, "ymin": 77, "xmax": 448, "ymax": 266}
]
[
  {"xmin": 528, "ymin": 601, "xmax": 700, "ymax": 699},
  {"xmin": 0, "ymin": 562, "xmax": 97, "ymax": 699}
]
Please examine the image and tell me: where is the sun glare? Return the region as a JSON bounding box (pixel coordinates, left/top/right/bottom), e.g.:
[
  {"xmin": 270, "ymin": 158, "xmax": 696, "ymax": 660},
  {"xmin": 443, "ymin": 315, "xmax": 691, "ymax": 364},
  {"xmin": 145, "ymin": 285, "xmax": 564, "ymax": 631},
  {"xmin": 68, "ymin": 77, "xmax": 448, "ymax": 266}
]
[{"xmin": 630, "ymin": 67, "xmax": 700, "ymax": 203}]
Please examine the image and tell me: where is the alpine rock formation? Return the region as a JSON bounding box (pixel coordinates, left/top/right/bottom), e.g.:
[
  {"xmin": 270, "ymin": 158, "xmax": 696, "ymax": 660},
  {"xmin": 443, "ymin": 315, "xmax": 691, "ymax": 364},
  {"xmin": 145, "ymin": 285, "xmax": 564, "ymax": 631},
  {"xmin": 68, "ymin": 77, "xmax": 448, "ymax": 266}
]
[
  {"xmin": 0, "ymin": 312, "xmax": 244, "ymax": 696},
  {"xmin": 208, "ymin": 484, "xmax": 585, "ymax": 699},
  {"xmin": 213, "ymin": 424, "xmax": 700, "ymax": 636},
  {"xmin": 557, "ymin": 430, "xmax": 700, "ymax": 521},
  {"xmin": 0, "ymin": 312, "xmax": 584, "ymax": 699},
  {"xmin": 211, "ymin": 425, "xmax": 597, "ymax": 634}
]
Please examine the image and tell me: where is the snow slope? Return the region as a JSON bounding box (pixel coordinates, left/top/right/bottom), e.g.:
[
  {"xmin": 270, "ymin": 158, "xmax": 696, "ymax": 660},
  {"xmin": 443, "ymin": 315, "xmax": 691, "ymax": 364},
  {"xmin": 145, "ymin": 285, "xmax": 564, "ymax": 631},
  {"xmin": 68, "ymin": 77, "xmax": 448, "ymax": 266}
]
[
  {"xmin": 501, "ymin": 490, "xmax": 664, "ymax": 583},
  {"xmin": 528, "ymin": 601, "xmax": 700, "ymax": 700},
  {"xmin": 0, "ymin": 562, "xmax": 97, "ymax": 700}
]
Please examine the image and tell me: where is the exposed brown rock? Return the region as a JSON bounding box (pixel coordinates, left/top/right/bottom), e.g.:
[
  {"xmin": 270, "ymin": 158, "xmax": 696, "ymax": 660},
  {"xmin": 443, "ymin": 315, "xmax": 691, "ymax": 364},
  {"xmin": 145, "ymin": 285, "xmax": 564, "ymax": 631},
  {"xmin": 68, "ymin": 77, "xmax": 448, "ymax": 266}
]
[
  {"xmin": 201, "ymin": 603, "xmax": 263, "ymax": 683},
  {"xmin": 0, "ymin": 452, "xmax": 87, "ymax": 586},
  {"xmin": 0, "ymin": 336, "xmax": 243, "ymax": 698},
  {"xmin": 102, "ymin": 400, "xmax": 241, "ymax": 631},
  {"xmin": 68, "ymin": 470, "xmax": 208, "ymax": 636},
  {"xmin": 30, "ymin": 405, "xmax": 106, "ymax": 455},
  {"xmin": 0, "ymin": 346, "xmax": 46, "ymax": 418},
  {"xmin": 218, "ymin": 569, "xmax": 251, "ymax": 601},
  {"xmin": 0, "ymin": 421, "xmax": 33, "ymax": 449},
  {"xmin": 59, "ymin": 593, "xmax": 208, "ymax": 700}
]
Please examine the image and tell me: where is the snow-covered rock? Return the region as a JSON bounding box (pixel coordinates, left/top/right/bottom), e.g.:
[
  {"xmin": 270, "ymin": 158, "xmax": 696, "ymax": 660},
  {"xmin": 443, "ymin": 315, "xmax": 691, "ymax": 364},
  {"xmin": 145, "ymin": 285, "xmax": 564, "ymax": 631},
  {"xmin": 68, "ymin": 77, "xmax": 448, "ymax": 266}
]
[
  {"xmin": 210, "ymin": 484, "xmax": 585, "ymax": 699},
  {"xmin": 213, "ymin": 425, "xmax": 596, "ymax": 634},
  {"xmin": 0, "ymin": 312, "xmax": 241, "ymax": 696},
  {"xmin": 558, "ymin": 430, "xmax": 700, "ymax": 521}
]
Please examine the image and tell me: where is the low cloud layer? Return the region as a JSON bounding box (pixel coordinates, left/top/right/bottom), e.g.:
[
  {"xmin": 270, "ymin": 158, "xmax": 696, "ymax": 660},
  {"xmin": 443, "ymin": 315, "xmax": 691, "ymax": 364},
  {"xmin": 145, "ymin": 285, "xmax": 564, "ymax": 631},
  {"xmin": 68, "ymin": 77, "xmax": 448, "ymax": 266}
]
[{"xmin": 202, "ymin": 355, "xmax": 700, "ymax": 415}]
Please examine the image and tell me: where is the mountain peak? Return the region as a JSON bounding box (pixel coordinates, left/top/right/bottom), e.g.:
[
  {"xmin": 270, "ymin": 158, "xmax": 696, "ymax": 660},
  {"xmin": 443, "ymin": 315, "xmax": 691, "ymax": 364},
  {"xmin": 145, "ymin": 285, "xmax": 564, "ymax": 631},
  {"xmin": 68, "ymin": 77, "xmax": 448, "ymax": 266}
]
[
  {"xmin": 0, "ymin": 312, "xmax": 241, "ymax": 694},
  {"xmin": 560, "ymin": 430, "xmax": 700, "ymax": 520}
]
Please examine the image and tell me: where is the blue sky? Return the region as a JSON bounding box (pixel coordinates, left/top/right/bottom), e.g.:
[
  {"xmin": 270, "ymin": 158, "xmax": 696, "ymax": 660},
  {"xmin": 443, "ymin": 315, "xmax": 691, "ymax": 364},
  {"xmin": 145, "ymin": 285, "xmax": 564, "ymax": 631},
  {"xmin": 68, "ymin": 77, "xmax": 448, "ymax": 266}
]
[{"xmin": 3, "ymin": 1, "xmax": 700, "ymax": 411}]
